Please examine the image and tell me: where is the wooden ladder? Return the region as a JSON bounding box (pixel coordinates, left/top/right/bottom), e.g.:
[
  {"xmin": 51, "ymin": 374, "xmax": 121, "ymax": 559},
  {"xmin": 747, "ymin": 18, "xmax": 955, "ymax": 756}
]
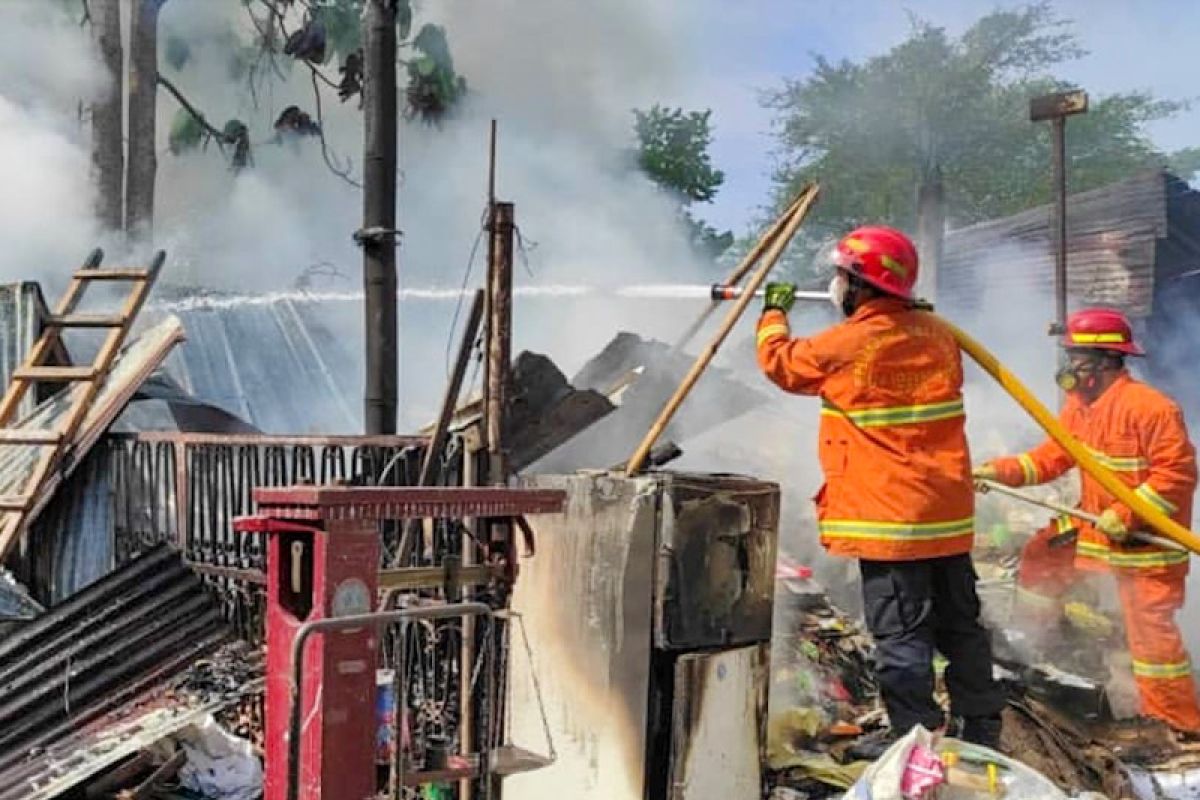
[{"xmin": 0, "ymin": 248, "xmax": 164, "ymax": 557}]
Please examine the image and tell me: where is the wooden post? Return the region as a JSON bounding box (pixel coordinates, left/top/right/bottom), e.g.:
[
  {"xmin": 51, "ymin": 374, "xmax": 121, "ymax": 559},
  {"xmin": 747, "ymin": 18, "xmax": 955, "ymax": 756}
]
[
  {"xmin": 625, "ymin": 185, "xmax": 819, "ymax": 476},
  {"xmin": 486, "ymin": 203, "xmax": 515, "ymax": 485}
]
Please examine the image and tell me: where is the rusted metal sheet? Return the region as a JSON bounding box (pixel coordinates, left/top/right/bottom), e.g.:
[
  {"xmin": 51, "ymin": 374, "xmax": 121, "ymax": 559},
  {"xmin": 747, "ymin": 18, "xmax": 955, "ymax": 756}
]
[
  {"xmin": 656, "ymin": 473, "xmax": 779, "ymax": 650},
  {"xmin": 669, "ymin": 644, "xmax": 769, "ymax": 800},
  {"xmin": 0, "ymin": 544, "xmax": 228, "ymax": 782},
  {"xmin": 506, "ymin": 473, "xmax": 659, "ymax": 800},
  {"xmin": 250, "ymin": 485, "xmax": 565, "ymax": 520},
  {"xmin": 941, "ymin": 170, "xmax": 1177, "ymax": 317}
]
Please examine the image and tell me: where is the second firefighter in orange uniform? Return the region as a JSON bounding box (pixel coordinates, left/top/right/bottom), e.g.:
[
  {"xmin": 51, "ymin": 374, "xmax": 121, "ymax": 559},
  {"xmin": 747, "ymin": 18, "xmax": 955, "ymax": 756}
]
[{"xmin": 976, "ymin": 308, "xmax": 1200, "ymax": 734}]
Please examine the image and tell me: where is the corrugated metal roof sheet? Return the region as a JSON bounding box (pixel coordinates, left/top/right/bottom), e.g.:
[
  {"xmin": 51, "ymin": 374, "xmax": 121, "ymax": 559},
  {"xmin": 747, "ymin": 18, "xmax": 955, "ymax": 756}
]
[
  {"xmin": 0, "ymin": 544, "xmax": 228, "ymax": 791},
  {"xmin": 941, "ymin": 170, "xmax": 1179, "ymax": 317},
  {"xmin": 153, "ymin": 297, "xmax": 359, "ymax": 435}
]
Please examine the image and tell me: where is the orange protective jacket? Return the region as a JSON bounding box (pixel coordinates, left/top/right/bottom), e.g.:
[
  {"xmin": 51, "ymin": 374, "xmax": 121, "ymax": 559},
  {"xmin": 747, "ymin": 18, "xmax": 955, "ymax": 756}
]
[
  {"xmin": 989, "ymin": 372, "xmax": 1195, "ymax": 576},
  {"xmin": 756, "ymin": 298, "xmax": 974, "ymax": 561}
]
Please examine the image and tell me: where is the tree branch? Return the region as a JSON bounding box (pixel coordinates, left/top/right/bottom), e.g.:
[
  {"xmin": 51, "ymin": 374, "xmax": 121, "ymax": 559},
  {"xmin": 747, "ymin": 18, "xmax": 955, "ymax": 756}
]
[
  {"xmin": 156, "ymin": 73, "xmax": 237, "ymax": 145},
  {"xmin": 310, "ymin": 70, "xmax": 362, "ymax": 188},
  {"xmin": 79, "ymin": 0, "xmax": 92, "ymax": 27}
]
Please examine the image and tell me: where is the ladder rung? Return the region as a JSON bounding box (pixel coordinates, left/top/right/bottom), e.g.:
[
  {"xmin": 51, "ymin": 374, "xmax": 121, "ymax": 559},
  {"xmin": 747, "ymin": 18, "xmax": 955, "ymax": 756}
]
[
  {"xmin": 73, "ymin": 268, "xmax": 151, "ymax": 281},
  {"xmin": 0, "ymin": 496, "xmax": 31, "ymax": 512},
  {"xmin": 44, "ymin": 314, "xmax": 126, "ymax": 329},
  {"xmin": 0, "ymin": 429, "xmax": 63, "ymax": 445},
  {"xmin": 11, "ymin": 366, "xmax": 98, "ymax": 382}
]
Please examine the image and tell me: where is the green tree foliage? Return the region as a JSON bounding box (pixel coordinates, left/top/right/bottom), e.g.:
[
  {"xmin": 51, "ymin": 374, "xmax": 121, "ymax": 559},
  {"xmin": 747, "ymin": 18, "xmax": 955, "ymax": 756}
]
[
  {"xmin": 633, "ymin": 105, "xmax": 733, "ymax": 259},
  {"xmin": 160, "ymin": 0, "xmax": 467, "ymax": 171},
  {"xmin": 764, "ymin": 2, "xmax": 1190, "ymax": 241}
]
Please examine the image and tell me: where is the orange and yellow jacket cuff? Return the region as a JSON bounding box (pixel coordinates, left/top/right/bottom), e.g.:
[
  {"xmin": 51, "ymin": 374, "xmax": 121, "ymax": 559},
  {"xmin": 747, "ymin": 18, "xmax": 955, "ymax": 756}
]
[
  {"xmin": 988, "ymin": 457, "xmax": 1031, "ymax": 487},
  {"xmin": 756, "ymin": 308, "xmax": 791, "ymax": 348}
]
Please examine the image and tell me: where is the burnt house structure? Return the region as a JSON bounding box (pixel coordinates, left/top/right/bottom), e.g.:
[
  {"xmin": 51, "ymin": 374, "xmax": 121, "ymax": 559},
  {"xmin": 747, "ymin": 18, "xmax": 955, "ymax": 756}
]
[{"xmin": 940, "ymin": 169, "xmax": 1200, "ymax": 408}]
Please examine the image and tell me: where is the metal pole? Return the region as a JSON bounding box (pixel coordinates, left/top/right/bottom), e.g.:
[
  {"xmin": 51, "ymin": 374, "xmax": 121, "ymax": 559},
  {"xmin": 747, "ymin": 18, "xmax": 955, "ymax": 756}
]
[
  {"xmin": 486, "ymin": 203, "xmax": 515, "ymax": 486},
  {"xmin": 1052, "ymin": 116, "xmax": 1067, "ymax": 330},
  {"xmin": 361, "ymin": 0, "xmax": 398, "ymax": 435}
]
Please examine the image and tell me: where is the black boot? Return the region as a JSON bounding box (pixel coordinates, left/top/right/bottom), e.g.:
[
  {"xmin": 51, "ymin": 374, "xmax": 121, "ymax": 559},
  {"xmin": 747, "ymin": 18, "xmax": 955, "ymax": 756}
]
[
  {"xmin": 846, "ymin": 728, "xmax": 902, "ymax": 761},
  {"xmin": 959, "ymin": 714, "xmax": 1003, "ymax": 750}
]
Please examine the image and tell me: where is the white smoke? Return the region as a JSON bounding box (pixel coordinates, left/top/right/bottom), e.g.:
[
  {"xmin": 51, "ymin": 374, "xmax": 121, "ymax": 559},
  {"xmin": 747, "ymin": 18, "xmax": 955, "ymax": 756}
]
[{"xmin": 0, "ymin": 2, "xmax": 100, "ymax": 280}]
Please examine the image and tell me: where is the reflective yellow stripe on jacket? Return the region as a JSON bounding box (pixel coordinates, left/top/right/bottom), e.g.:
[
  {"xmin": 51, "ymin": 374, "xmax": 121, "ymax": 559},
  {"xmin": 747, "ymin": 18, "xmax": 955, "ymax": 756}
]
[
  {"xmin": 1084, "ymin": 445, "xmax": 1148, "ymax": 473},
  {"xmin": 1135, "ymin": 482, "xmax": 1178, "ymax": 515},
  {"xmin": 819, "ymin": 516, "xmax": 973, "ymax": 542},
  {"xmin": 1017, "ymin": 454, "xmax": 1039, "ymax": 485},
  {"xmin": 1133, "ymin": 658, "xmax": 1194, "ymax": 679},
  {"xmin": 820, "ymin": 399, "xmax": 964, "ymax": 429},
  {"xmin": 1077, "ymin": 539, "xmax": 1189, "ymax": 569},
  {"xmin": 757, "ymin": 323, "xmax": 789, "ymax": 347}
]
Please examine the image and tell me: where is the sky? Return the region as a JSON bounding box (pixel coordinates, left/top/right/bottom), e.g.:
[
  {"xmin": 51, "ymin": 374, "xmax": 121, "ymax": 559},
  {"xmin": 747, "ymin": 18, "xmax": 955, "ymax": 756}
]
[{"xmin": 680, "ymin": 0, "xmax": 1200, "ymax": 234}]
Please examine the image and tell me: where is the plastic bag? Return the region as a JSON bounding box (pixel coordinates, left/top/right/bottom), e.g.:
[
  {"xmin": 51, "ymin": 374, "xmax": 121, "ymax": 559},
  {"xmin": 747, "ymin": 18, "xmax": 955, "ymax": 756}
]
[{"xmin": 174, "ymin": 715, "xmax": 263, "ymax": 800}]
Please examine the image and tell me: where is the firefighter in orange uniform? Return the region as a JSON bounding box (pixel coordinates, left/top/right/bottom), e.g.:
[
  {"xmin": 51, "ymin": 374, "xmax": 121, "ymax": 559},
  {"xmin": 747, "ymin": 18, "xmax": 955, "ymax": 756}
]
[
  {"xmin": 757, "ymin": 226, "xmax": 1003, "ymax": 757},
  {"xmin": 975, "ymin": 308, "xmax": 1200, "ymax": 736}
]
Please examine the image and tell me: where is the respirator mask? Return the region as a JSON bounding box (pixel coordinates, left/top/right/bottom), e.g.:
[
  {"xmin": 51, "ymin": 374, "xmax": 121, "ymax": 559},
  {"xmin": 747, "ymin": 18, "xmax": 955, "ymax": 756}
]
[
  {"xmin": 828, "ymin": 271, "xmax": 856, "ymax": 317},
  {"xmin": 1056, "ymin": 351, "xmax": 1108, "ymax": 394}
]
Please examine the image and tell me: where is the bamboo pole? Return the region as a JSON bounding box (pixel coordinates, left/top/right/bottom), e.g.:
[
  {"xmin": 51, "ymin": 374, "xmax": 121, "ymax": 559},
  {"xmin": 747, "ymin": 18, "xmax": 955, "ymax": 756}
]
[
  {"xmin": 671, "ymin": 189, "xmax": 809, "ymax": 352},
  {"xmin": 625, "ymin": 184, "xmax": 819, "ymax": 477}
]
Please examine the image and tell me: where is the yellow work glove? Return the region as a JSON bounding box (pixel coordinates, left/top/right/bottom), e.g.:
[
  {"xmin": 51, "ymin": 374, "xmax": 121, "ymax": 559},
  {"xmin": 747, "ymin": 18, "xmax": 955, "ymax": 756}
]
[
  {"xmin": 1097, "ymin": 507, "xmax": 1130, "ymax": 542},
  {"xmin": 972, "ymin": 463, "xmax": 999, "ymax": 482}
]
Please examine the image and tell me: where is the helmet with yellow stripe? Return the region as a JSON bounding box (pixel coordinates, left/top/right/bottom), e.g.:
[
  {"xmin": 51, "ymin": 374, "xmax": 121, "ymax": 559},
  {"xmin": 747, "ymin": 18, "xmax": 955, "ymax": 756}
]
[
  {"xmin": 834, "ymin": 226, "xmax": 919, "ymax": 301},
  {"xmin": 1063, "ymin": 307, "xmax": 1143, "ymax": 356}
]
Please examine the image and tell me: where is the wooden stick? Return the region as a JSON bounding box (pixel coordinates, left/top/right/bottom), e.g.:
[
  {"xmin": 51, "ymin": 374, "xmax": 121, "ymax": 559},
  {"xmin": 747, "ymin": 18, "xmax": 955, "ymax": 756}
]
[
  {"xmin": 625, "ymin": 184, "xmax": 819, "ymax": 477},
  {"xmin": 671, "ymin": 190, "xmax": 809, "ymax": 352}
]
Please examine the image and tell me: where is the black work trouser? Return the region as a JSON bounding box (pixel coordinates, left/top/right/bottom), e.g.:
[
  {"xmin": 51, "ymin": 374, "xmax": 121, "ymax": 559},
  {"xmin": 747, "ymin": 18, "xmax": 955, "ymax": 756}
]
[{"xmin": 859, "ymin": 553, "xmax": 1004, "ymax": 733}]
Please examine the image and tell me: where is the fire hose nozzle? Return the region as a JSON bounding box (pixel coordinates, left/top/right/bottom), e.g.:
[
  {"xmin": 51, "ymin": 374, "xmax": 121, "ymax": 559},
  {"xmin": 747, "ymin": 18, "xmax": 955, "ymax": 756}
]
[{"xmin": 709, "ymin": 284, "xmax": 832, "ymax": 303}]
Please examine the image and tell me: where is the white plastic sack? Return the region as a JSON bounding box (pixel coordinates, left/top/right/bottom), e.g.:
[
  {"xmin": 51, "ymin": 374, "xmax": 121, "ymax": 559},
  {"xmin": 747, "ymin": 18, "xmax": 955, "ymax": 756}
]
[
  {"xmin": 174, "ymin": 715, "xmax": 263, "ymax": 800},
  {"xmin": 841, "ymin": 727, "xmax": 1072, "ymax": 800},
  {"xmin": 842, "ymin": 726, "xmax": 942, "ymax": 800}
]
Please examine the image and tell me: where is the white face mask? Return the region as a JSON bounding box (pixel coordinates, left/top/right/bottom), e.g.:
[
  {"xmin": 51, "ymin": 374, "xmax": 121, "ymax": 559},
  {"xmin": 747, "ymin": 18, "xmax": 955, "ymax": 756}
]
[{"xmin": 828, "ymin": 272, "xmax": 849, "ymax": 313}]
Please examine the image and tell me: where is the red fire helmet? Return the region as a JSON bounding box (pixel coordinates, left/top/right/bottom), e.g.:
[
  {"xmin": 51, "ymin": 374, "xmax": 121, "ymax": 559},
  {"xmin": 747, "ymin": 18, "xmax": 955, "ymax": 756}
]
[
  {"xmin": 834, "ymin": 226, "xmax": 919, "ymax": 301},
  {"xmin": 1063, "ymin": 307, "xmax": 1144, "ymax": 356}
]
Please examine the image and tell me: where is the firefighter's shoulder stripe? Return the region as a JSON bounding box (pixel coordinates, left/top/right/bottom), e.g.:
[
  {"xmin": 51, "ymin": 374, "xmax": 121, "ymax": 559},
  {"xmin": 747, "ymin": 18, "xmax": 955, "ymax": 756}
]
[{"xmin": 819, "ymin": 398, "xmax": 965, "ymax": 429}]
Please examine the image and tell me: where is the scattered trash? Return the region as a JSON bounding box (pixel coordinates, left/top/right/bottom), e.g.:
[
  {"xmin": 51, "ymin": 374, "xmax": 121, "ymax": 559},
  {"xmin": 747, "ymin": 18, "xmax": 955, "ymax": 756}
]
[{"xmin": 174, "ymin": 714, "xmax": 263, "ymax": 800}]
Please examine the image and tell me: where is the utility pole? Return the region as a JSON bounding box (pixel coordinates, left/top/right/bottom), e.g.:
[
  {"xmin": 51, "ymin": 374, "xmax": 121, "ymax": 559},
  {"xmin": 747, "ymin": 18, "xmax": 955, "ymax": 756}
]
[
  {"xmin": 485, "ymin": 202, "xmax": 515, "ymax": 485},
  {"xmin": 1030, "ymin": 90, "xmax": 1088, "ymax": 335},
  {"xmin": 359, "ymin": 0, "xmax": 399, "ymax": 435}
]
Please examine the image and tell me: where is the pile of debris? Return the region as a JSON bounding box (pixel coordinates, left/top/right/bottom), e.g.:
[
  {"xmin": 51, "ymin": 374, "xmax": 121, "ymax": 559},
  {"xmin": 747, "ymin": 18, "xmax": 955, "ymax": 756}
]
[
  {"xmin": 0, "ymin": 546, "xmax": 263, "ymax": 800},
  {"xmin": 764, "ymin": 553, "xmax": 1200, "ymax": 800}
]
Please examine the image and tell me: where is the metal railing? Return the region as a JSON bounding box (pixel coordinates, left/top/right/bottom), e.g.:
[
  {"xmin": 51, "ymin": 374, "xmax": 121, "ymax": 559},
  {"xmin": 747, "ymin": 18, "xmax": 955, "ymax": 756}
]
[{"xmin": 65, "ymin": 432, "xmax": 467, "ymax": 640}]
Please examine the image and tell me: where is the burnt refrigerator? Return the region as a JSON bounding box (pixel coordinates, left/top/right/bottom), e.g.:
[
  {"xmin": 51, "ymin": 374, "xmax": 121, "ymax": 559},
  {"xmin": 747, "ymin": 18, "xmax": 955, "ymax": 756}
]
[{"xmin": 505, "ymin": 471, "xmax": 779, "ymax": 800}]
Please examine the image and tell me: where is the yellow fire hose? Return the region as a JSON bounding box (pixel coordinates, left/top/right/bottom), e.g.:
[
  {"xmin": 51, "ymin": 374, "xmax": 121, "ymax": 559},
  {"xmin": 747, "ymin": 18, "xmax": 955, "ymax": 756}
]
[{"xmin": 942, "ymin": 318, "xmax": 1200, "ymax": 556}]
